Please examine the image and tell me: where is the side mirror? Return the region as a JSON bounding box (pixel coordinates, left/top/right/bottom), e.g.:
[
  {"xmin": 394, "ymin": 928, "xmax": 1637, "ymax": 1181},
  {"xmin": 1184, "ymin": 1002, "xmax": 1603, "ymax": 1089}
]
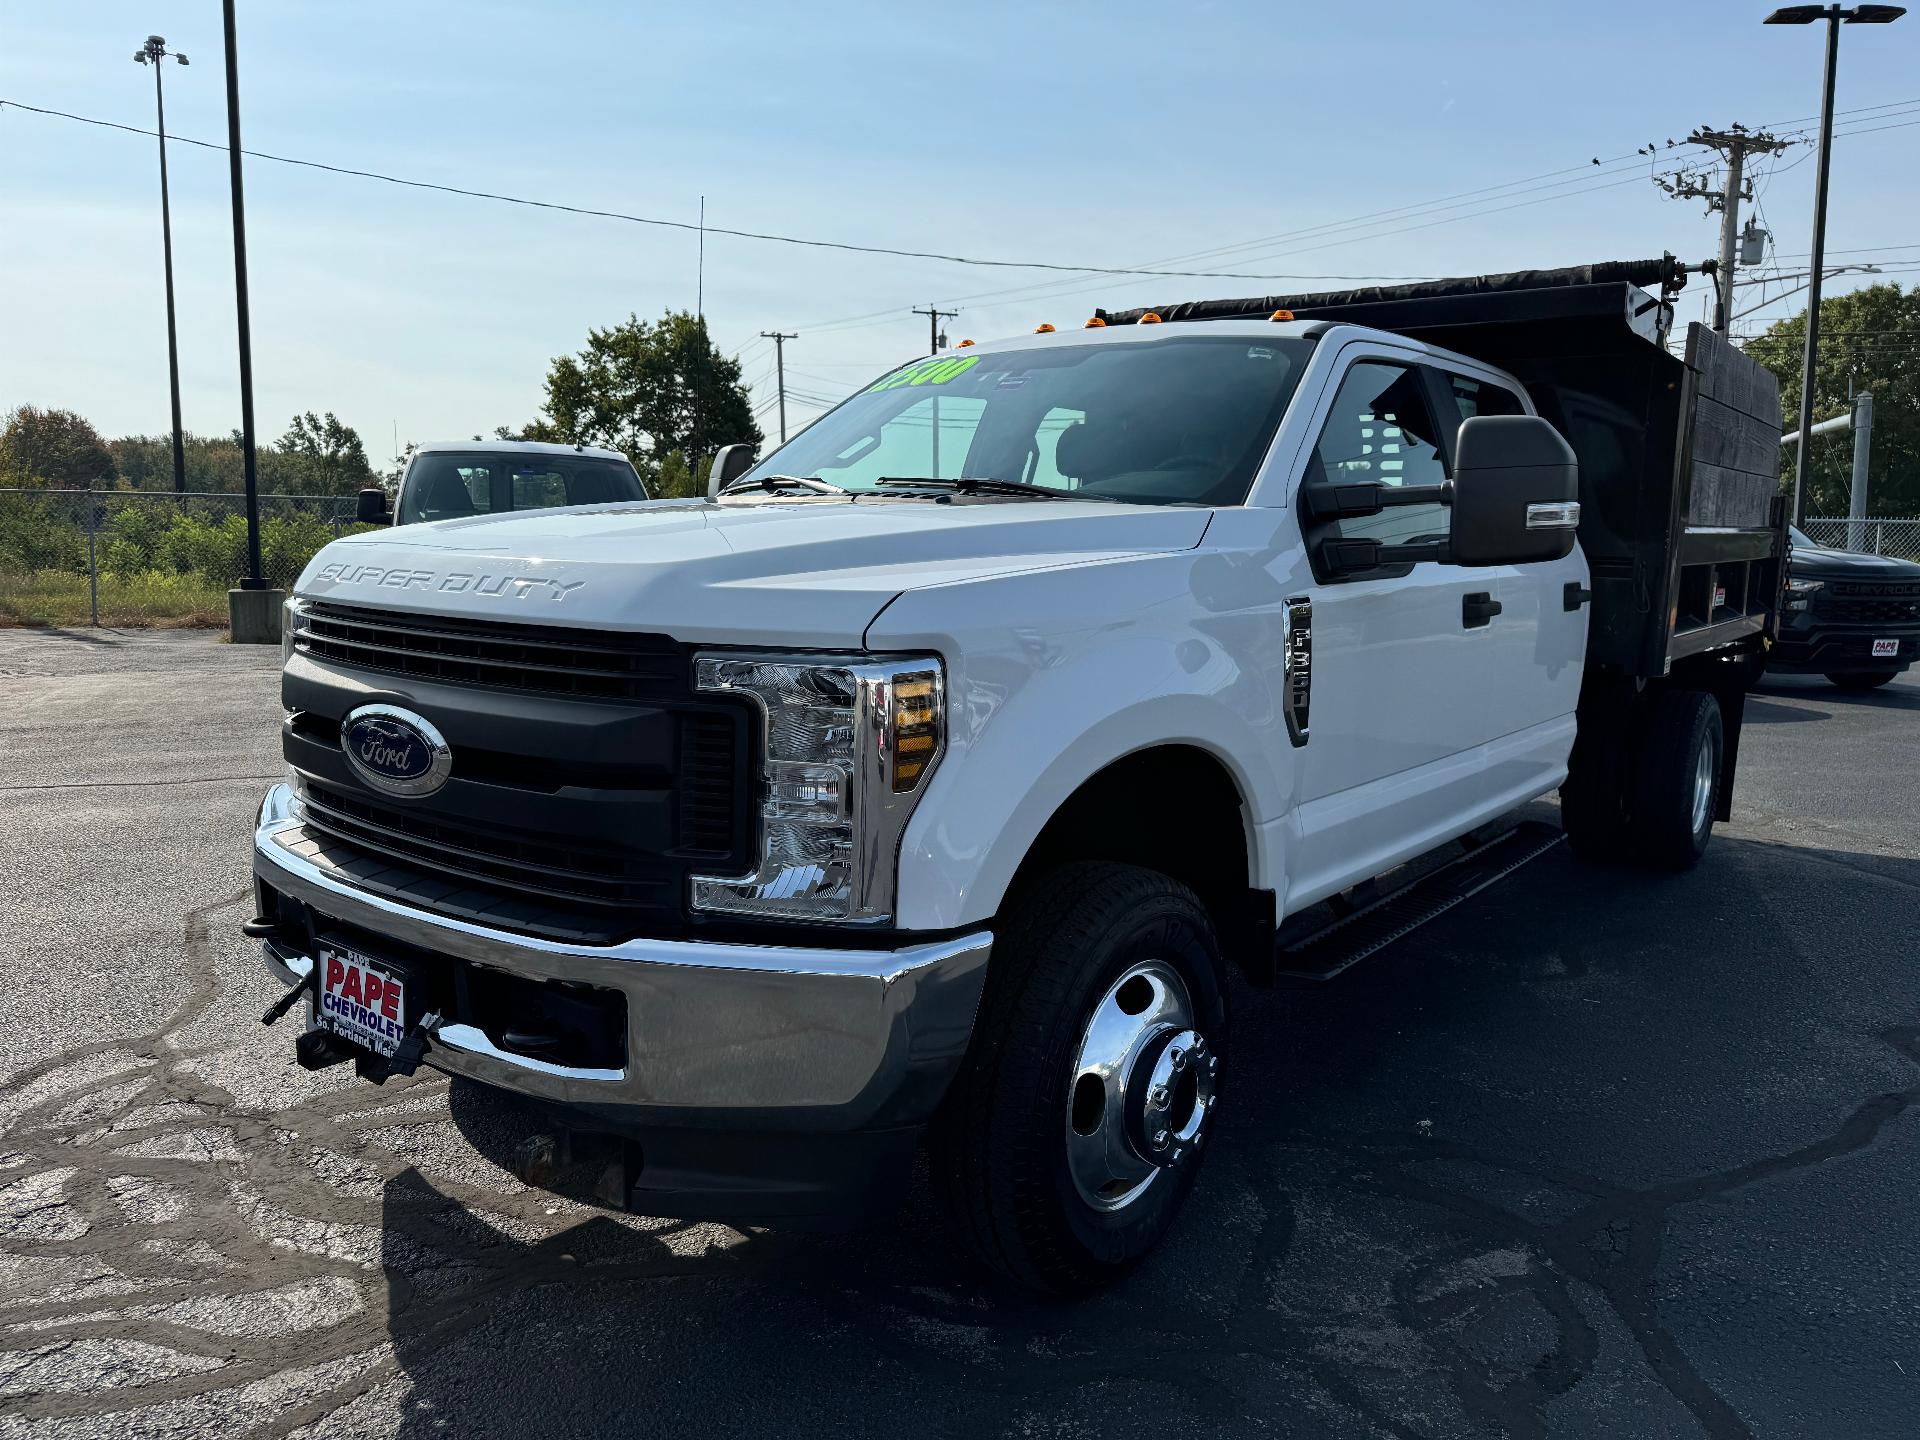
[
  {"xmin": 356, "ymin": 487, "xmax": 391, "ymax": 526},
  {"xmin": 1449, "ymin": 415, "xmax": 1579, "ymax": 567},
  {"xmin": 708, "ymin": 444, "xmax": 757, "ymax": 499}
]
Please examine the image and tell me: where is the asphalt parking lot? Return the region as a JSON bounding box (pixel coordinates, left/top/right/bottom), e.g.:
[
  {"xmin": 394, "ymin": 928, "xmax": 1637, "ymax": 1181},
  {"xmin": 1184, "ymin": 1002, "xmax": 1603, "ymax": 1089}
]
[{"xmin": 2, "ymin": 627, "xmax": 1916, "ymax": 1439}]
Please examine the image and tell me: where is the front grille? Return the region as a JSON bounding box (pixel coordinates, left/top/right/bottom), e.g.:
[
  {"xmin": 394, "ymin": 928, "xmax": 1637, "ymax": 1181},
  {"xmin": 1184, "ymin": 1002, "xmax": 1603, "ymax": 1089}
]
[
  {"xmin": 288, "ymin": 603, "xmax": 757, "ymax": 940},
  {"xmin": 300, "ymin": 781, "xmax": 674, "ymax": 909},
  {"xmin": 1820, "ymin": 583, "xmax": 1920, "ymax": 626},
  {"xmin": 678, "ymin": 711, "xmax": 742, "ymax": 858},
  {"xmin": 297, "ymin": 601, "xmax": 681, "ymax": 702}
]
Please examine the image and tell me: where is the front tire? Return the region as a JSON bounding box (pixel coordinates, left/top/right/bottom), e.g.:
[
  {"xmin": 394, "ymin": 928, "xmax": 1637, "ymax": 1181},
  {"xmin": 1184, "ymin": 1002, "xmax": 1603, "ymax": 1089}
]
[{"xmin": 928, "ymin": 862, "xmax": 1227, "ymax": 1295}]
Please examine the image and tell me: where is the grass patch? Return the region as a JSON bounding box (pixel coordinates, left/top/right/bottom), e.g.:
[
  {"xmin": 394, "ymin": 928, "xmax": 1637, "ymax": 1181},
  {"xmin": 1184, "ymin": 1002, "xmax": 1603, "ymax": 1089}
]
[{"xmin": 0, "ymin": 569, "xmax": 232, "ymax": 628}]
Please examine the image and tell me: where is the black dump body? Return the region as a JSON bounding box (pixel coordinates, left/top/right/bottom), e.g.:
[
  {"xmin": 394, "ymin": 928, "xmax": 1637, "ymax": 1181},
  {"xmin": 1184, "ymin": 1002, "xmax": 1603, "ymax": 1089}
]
[{"xmin": 1101, "ymin": 261, "xmax": 1787, "ymax": 679}]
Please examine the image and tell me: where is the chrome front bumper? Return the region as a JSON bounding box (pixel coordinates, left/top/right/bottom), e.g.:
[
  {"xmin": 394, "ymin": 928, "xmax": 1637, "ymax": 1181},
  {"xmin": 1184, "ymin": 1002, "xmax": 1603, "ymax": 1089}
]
[{"xmin": 252, "ymin": 785, "xmax": 992, "ymax": 1130}]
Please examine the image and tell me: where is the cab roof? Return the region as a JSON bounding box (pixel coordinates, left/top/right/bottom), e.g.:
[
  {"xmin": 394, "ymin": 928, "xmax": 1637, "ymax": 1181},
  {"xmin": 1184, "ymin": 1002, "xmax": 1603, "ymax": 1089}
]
[{"xmin": 412, "ymin": 439, "xmax": 631, "ymax": 463}]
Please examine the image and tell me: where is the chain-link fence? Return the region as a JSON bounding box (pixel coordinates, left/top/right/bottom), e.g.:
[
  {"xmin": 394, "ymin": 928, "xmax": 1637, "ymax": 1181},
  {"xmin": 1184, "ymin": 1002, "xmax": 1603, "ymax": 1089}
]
[
  {"xmin": 0, "ymin": 487, "xmax": 369, "ymax": 627},
  {"xmin": 1801, "ymin": 517, "xmax": 1920, "ymax": 563}
]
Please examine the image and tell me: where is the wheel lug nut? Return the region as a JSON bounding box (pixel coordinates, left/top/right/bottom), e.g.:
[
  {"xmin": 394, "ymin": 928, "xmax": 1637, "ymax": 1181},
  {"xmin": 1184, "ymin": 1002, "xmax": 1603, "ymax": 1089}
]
[
  {"xmin": 1169, "ymin": 1048, "xmax": 1186, "ymax": 1071},
  {"xmin": 1150, "ymin": 1085, "xmax": 1169, "ymax": 1107},
  {"xmin": 1153, "ymin": 1128, "xmax": 1170, "ymax": 1148}
]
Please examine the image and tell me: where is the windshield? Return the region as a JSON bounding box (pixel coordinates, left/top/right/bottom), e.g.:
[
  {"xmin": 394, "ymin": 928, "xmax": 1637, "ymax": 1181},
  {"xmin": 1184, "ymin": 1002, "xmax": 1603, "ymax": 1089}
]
[
  {"xmin": 399, "ymin": 452, "xmax": 648, "ymax": 524},
  {"xmin": 742, "ymin": 335, "xmax": 1315, "ymax": 506},
  {"xmin": 1789, "ymin": 524, "xmax": 1813, "ymax": 548}
]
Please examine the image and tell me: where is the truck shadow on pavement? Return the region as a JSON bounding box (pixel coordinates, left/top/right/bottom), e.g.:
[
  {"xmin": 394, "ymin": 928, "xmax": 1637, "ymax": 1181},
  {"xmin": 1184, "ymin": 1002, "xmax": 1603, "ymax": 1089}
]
[
  {"xmin": 2, "ymin": 835, "xmax": 1916, "ymax": 1439},
  {"xmin": 389, "ymin": 834, "xmax": 1920, "ymax": 1440}
]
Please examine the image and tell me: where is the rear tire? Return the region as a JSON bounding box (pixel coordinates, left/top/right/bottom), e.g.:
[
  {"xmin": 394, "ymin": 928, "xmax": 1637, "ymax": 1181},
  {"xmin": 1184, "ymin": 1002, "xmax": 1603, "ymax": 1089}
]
[
  {"xmin": 1627, "ymin": 689, "xmax": 1722, "ymax": 871},
  {"xmin": 1824, "ymin": 670, "xmax": 1897, "ymax": 691},
  {"xmin": 927, "ymin": 861, "xmax": 1227, "ymax": 1296}
]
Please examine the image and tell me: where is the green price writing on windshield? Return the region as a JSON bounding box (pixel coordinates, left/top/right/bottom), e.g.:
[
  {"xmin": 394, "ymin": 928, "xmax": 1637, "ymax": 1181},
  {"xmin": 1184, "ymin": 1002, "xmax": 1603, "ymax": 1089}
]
[{"xmin": 864, "ymin": 355, "xmax": 983, "ymax": 393}]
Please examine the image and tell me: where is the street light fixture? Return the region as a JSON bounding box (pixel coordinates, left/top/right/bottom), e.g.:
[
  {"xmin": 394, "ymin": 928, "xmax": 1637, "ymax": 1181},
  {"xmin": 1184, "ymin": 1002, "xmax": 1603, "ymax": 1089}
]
[
  {"xmin": 1764, "ymin": 3, "xmax": 1906, "ymax": 523},
  {"xmin": 134, "ymin": 34, "xmax": 189, "ymax": 494}
]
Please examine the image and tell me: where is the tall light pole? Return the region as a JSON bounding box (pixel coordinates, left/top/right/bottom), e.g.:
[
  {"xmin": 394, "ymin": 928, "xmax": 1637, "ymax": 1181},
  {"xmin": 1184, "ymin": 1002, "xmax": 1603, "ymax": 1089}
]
[
  {"xmin": 1765, "ymin": 4, "xmax": 1906, "ymax": 523},
  {"xmin": 220, "ymin": 0, "xmax": 268, "ymax": 617},
  {"xmin": 134, "ymin": 35, "xmax": 189, "ymax": 493}
]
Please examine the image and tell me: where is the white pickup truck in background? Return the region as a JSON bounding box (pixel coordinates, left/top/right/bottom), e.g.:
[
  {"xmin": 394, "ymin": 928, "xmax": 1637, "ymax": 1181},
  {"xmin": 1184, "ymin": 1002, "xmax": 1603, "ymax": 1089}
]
[
  {"xmin": 249, "ymin": 260, "xmax": 1784, "ymax": 1294},
  {"xmin": 355, "ymin": 438, "xmax": 649, "ymax": 527}
]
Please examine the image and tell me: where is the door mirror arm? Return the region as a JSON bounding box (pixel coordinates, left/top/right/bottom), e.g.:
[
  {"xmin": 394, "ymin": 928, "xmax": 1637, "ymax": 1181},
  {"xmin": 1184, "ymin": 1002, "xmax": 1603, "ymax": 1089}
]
[
  {"xmin": 1302, "ymin": 480, "xmax": 1452, "ymax": 521},
  {"xmin": 1316, "ymin": 536, "xmax": 1450, "ymax": 576}
]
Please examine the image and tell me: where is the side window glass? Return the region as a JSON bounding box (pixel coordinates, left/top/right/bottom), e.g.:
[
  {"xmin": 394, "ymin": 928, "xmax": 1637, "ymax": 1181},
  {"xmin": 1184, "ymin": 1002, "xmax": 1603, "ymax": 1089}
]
[
  {"xmin": 1448, "ymin": 374, "xmax": 1525, "ymax": 423},
  {"xmin": 1308, "ymin": 362, "xmax": 1449, "ymax": 547}
]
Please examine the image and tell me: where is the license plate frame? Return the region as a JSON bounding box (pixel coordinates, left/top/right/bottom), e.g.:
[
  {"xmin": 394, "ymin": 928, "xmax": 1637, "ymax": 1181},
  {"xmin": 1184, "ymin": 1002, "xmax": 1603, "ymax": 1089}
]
[
  {"xmin": 1871, "ymin": 638, "xmax": 1900, "ymax": 658},
  {"xmin": 315, "ymin": 941, "xmax": 412, "ymax": 1059}
]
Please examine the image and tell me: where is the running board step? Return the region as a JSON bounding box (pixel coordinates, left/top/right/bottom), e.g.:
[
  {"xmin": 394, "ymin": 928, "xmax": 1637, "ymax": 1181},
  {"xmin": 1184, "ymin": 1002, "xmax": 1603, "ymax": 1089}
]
[{"xmin": 1273, "ymin": 821, "xmax": 1565, "ymax": 983}]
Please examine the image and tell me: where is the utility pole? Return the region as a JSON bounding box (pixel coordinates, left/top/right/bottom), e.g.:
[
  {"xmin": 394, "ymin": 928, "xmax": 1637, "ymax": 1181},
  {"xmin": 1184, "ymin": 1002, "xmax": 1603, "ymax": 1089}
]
[
  {"xmin": 135, "ymin": 35, "xmax": 189, "ymax": 493},
  {"xmin": 912, "ymin": 304, "xmax": 959, "ymax": 356},
  {"xmin": 1656, "ymin": 125, "xmax": 1793, "ymax": 336},
  {"xmin": 760, "ymin": 331, "xmax": 796, "ymax": 442}
]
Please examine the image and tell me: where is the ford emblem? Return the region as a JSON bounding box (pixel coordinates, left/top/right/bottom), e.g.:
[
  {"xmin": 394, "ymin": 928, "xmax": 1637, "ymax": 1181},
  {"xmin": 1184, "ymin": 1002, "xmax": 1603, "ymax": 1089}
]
[{"xmin": 340, "ymin": 704, "xmax": 452, "ymax": 798}]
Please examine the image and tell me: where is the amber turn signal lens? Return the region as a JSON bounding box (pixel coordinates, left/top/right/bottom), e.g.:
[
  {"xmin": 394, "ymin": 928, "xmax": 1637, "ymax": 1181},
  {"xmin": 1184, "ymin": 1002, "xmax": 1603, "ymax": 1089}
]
[{"xmin": 890, "ymin": 673, "xmax": 941, "ymax": 794}]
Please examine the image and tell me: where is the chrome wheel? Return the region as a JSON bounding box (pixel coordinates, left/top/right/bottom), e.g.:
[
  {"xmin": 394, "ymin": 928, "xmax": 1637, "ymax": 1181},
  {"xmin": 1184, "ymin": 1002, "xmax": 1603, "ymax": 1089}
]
[
  {"xmin": 1690, "ymin": 732, "xmax": 1715, "ymax": 836},
  {"xmin": 1064, "ymin": 959, "xmax": 1218, "ymax": 1213}
]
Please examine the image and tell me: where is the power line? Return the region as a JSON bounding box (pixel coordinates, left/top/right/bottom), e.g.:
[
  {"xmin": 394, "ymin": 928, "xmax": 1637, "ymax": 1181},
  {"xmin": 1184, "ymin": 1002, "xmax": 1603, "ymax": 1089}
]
[{"xmin": 0, "ymin": 97, "xmax": 1483, "ymax": 286}]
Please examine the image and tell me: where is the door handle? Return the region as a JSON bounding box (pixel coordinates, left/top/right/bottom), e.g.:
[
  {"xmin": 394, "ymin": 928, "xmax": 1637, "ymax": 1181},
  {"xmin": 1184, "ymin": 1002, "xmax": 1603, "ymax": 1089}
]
[{"xmin": 1462, "ymin": 592, "xmax": 1502, "ymax": 628}]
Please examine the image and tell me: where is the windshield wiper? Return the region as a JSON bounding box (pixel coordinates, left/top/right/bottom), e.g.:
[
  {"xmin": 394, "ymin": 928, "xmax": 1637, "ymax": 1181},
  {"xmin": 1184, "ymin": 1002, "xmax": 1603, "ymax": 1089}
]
[
  {"xmin": 875, "ymin": 475, "xmax": 1074, "ymax": 500},
  {"xmin": 721, "ymin": 473, "xmax": 848, "ymax": 495}
]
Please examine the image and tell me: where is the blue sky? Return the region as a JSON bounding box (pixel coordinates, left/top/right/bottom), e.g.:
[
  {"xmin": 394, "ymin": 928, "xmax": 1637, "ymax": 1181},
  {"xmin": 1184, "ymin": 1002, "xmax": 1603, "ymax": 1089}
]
[{"xmin": 3, "ymin": 1, "xmax": 1916, "ymax": 467}]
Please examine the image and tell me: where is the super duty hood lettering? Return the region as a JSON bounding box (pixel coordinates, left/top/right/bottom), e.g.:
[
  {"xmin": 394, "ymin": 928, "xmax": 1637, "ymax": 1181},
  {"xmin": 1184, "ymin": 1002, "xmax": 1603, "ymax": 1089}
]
[{"xmin": 315, "ymin": 562, "xmax": 585, "ymax": 602}]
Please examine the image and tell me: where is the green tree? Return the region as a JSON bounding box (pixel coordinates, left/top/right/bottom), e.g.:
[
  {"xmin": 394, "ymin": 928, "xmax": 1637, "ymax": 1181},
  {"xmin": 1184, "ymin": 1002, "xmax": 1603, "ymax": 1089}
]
[
  {"xmin": 1745, "ymin": 283, "xmax": 1920, "ymax": 516},
  {"xmin": 526, "ymin": 311, "xmax": 760, "ymax": 491},
  {"xmin": 271, "ymin": 412, "xmax": 374, "ymax": 495},
  {"xmin": 0, "ymin": 406, "xmax": 116, "ymax": 488}
]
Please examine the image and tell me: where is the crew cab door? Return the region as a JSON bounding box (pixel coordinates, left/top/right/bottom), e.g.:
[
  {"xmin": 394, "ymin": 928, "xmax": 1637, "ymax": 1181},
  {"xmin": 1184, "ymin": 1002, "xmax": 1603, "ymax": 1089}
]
[
  {"xmin": 1432, "ymin": 369, "xmax": 1587, "ymax": 799},
  {"xmin": 1283, "ymin": 348, "xmax": 1526, "ymax": 910}
]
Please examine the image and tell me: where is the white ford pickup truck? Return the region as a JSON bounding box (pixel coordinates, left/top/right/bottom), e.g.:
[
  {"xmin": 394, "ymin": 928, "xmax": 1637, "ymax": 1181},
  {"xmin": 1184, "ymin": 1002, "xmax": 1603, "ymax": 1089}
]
[{"xmin": 250, "ymin": 261, "xmax": 1785, "ymax": 1293}]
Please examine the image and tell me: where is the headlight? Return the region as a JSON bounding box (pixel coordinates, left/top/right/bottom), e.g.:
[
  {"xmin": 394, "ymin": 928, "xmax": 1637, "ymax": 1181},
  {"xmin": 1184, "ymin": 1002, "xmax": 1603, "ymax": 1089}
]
[
  {"xmin": 280, "ymin": 595, "xmax": 310, "ymax": 663},
  {"xmin": 690, "ymin": 653, "xmax": 945, "ymax": 924},
  {"xmin": 1784, "ymin": 577, "xmax": 1823, "ymax": 611}
]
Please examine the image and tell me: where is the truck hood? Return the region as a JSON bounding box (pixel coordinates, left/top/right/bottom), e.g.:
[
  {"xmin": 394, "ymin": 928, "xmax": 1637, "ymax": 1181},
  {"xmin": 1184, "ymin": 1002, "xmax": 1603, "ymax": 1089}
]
[
  {"xmin": 1789, "ymin": 542, "xmax": 1920, "ymax": 583},
  {"xmin": 298, "ymin": 496, "xmax": 1214, "ymax": 647}
]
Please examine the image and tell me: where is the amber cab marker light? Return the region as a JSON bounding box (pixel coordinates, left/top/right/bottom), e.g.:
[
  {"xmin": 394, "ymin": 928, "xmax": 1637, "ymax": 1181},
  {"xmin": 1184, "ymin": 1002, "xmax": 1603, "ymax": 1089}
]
[
  {"xmin": 1034, "ymin": 323, "xmax": 1056, "ymax": 334},
  {"xmin": 1270, "ymin": 309, "xmax": 1295, "ymax": 322},
  {"xmin": 1084, "ymin": 317, "xmax": 1107, "ymax": 328},
  {"xmin": 1138, "ymin": 312, "xmax": 1163, "ymax": 324},
  {"xmin": 956, "ymin": 338, "xmax": 975, "ymax": 347}
]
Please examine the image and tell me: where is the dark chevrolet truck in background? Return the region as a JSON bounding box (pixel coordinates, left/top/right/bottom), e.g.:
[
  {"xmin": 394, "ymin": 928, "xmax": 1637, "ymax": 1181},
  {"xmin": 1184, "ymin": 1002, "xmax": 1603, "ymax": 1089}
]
[{"xmin": 1770, "ymin": 524, "xmax": 1920, "ymax": 689}]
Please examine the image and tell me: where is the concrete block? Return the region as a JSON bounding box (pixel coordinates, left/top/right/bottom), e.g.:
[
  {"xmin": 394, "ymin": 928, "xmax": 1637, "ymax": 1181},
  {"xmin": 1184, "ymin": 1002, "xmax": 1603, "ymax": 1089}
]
[{"xmin": 228, "ymin": 587, "xmax": 287, "ymax": 646}]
